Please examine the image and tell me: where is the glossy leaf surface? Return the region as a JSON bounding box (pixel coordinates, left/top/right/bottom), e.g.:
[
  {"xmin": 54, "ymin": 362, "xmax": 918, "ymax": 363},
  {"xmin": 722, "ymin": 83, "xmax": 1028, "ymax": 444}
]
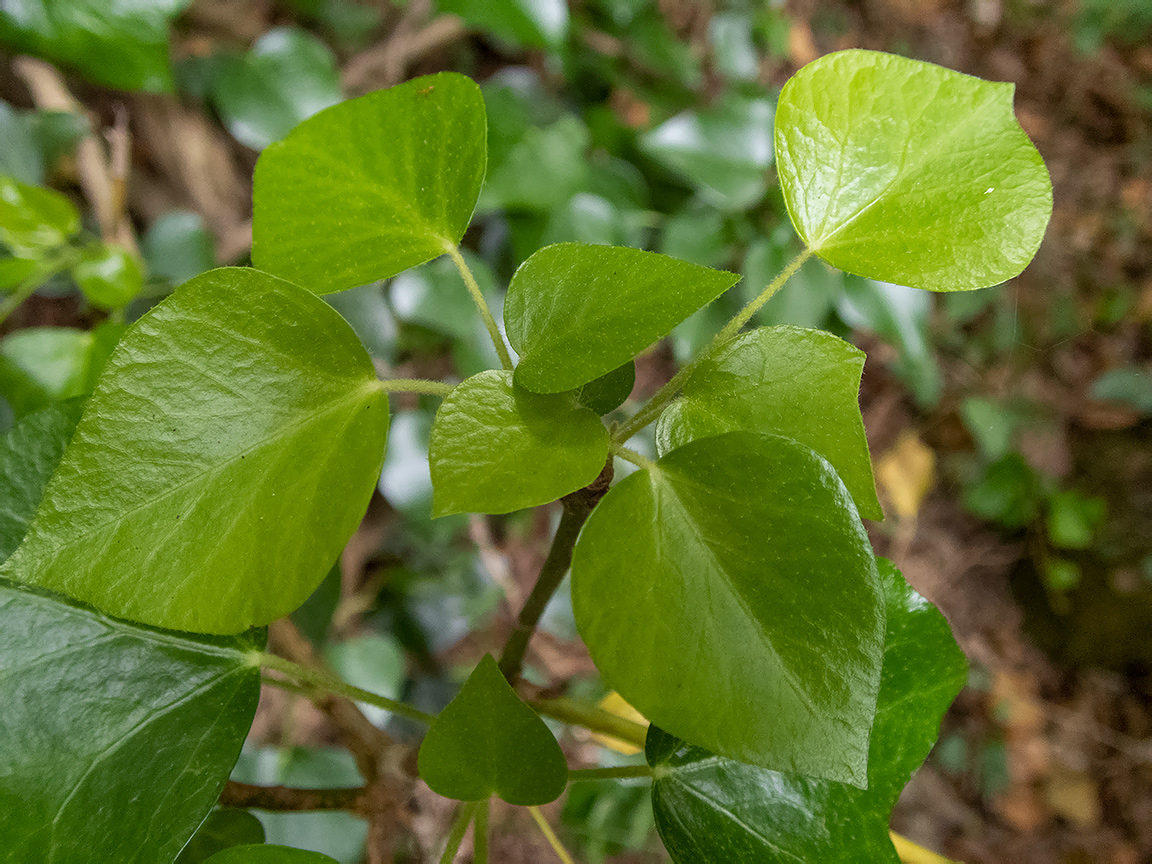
[
  {"xmin": 212, "ymin": 28, "xmax": 343, "ymax": 151},
  {"xmin": 776, "ymin": 50, "xmax": 1052, "ymax": 291},
  {"xmin": 206, "ymin": 846, "xmax": 338, "ymax": 863},
  {"xmin": 655, "ymin": 326, "xmax": 881, "ymax": 520},
  {"xmin": 0, "ymin": 0, "xmax": 188, "ymax": 92},
  {"xmin": 1, "ymin": 268, "xmax": 389, "ymax": 634},
  {"xmin": 253, "ymin": 73, "xmax": 486, "ymax": 293},
  {"xmin": 0, "ymin": 579, "xmax": 261, "ymax": 862},
  {"xmin": 0, "ymin": 400, "xmax": 82, "ymax": 561},
  {"xmin": 0, "ymin": 175, "xmax": 78, "ymax": 252},
  {"xmin": 177, "ymin": 810, "xmax": 266, "ymax": 864},
  {"xmin": 429, "ymin": 370, "xmax": 608, "ymax": 516},
  {"xmin": 505, "ymin": 243, "xmax": 740, "ymax": 393},
  {"xmin": 417, "ymin": 655, "xmax": 568, "ymax": 805},
  {"xmin": 572, "ymin": 432, "xmax": 884, "ymax": 785},
  {"xmin": 647, "ymin": 559, "xmax": 967, "ymax": 862},
  {"xmin": 71, "ymin": 243, "xmax": 144, "ymax": 309},
  {"xmin": 0, "ymin": 325, "xmax": 116, "ymax": 417}
]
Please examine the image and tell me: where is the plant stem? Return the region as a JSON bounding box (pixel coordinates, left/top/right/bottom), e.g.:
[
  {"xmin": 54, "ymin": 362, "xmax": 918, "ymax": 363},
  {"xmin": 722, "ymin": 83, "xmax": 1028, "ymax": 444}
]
[
  {"xmin": 0, "ymin": 258, "xmax": 69, "ymax": 326},
  {"xmin": 473, "ymin": 799, "xmax": 489, "ymax": 864},
  {"xmin": 378, "ymin": 378, "xmax": 455, "ymax": 397},
  {"xmin": 259, "ymin": 652, "xmax": 436, "ymax": 726},
  {"xmin": 220, "ymin": 781, "xmax": 366, "ymax": 813},
  {"xmin": 890, "ymin": 832, "xmax": 959, "ymax": 864},
  {"xmin": 530, "ymin": 697, "xmax": 648, "ymax": 749},
  {"xmin": 609, "ymin": 441, "xmax": 656, "ymax": 472},
  {"xmin": 568, "ymin": 764, "xmax": 653, "ymax": 782},
  {"xmin": 444, "ymin": 243, "xmax": 513, "ymax": 371},
  {"xmin": 612, "ymin": 247, "xmax": 812, "ymax": 445},
  {"xmin": 529, "ymin": 806, "xmax": 575, "ymax": 864},
  {"xmin": 439, "ymin": 801, "xmax": 478, "ymax": 864}
]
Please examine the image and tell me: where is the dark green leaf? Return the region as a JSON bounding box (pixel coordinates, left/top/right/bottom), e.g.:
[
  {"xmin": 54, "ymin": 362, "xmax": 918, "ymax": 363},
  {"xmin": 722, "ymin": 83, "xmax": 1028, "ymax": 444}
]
[
  {"xmin": 571, "ymin": 432, "xmax": 884, "ymax": 785},
  {"xmin": 576, "ymin": 361, "xmax": 635, "ymax": 415},
  {"xmin": 479, "ymin": 115, "xmax": 589, "ymax": 214},
  {"xmin": 142, "ymin": 210, "xmax": 216, "ymax": 285},
  {"xmin": 253, "ymin": 73, "xmax": 486, "ymax": 293},
  {"xmin": 71, "ymin": 243, "xmax": 144, "ymax": 309},
  {"xmin": 505, "ymin": 243, "xmax": 740, "ymax": 394},
  {"xmin": 0, "ymin": 0, "xmax": 189, "ymax": 92},
  {"xmin": 212, "ymin": 28, "xmax": 343, "ymax": 151},
  {"xmin": 177, "ymin": 810, "xmax": 266, "ymax": 864},
  {"xmin": 206, "ymin": 845, "xmax": 338, "ymax": 863},
  {"xmin": 0, "ymin": 327, "xmax": 96, "ymax": 417},
  {"xmin": 640, "ymin": 97, "xmax": 774, "ymax": 211},
  {"xmin": 0, "ymin": 399, "xmax": 82, "ymax": 561},
  {"xmin": 1, "ymin": 267, "xmax": 389, "ymax": 634},
  {"xmin": 0, "ymin": 578, "xmax": 261, "ymax": 861},
  {"xmin": 417, "ymin": 654, "xmax": 568, "ymax": 804},
  {"xmin": 1090, "ymin": 367, "xmax": 1152, "ymax": 414},
  {"xmin": 647, "ymin": 558, "xmax": 967, "ymax": 862},
  {"xmin": 0, "ymin": 175, "xmax": 79, "ymax": 253},
  {"xmin": 963, "ymin": 453, "xmax": 1040, "ymax": 528},
  {"xmin": 438, "ymin": 0, "xmax": 568, "ymax": 48},
  {"xmin": 429, "ymin": 369, "xmax": 608, "ymax": 516},
  {"xmin": 776, "ymin": 50, "xmax": 1052, "ymax": 291},
  {"xmin": 655, "ymin": 326, "xmax": 882, "ymax": 520}
]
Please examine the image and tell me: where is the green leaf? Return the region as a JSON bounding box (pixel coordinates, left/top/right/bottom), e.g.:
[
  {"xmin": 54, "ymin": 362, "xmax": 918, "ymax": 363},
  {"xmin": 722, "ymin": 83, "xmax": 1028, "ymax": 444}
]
[
  {"xmin": 417, "ymin": 654, "xmax": 568, "ymax": 804},
  {"xmin": 640, "ymin": 96, "xmax": 774, "ymax": 211},
  {"xmin": 206, "ymin": 846, "xmax": 338, "ymax": 863},
  {"xmin": 1090, "ymin": 367, "xmax": 1152, "ymax": 415},
  {"xmin": 1, "ymin": 267, "xmax": 389, "ymax": 634},
  {"xmin": 571, "ymin": 432, "xmax": 884, "ymax": 785},
  {"xmin": 647, "ymin": 559, "xmax": 967, "ymax": 863},
  {"xmin": 1046, "ymin": 490, "xmax": 1106, "ymax": 551},
  {"xmin": 576, "ymin": 361, "xmax": 635, "ymax": 415},
  {"xmin": 0, "ymin": 0, "xmax": 189, "ymax": 93},
  {"xmin": 775, "ymin": 49, "xmax": 1052, "ymax": 291},
  {"xmin": 0, "ymin": 326, "xmax": 99, "ymax": 417},
  {"xmin": 479, "ymin": 114, "xmax": 588, "ymax": 214},
  {"xmin": 655, "ymin": 326, "xmax": 882, "ymax": 520},
  {"xmin": 963, "ymin": 453, "xmax": 1040, "ymax": 528},
  {"xmin": 0, "ymin": 101, "xmax": 43, "ymax": 185},
  {"xmin": 0, "ymin": 399, "xmax": 83, "ymax": 562},
  {"xmin": 0, "ymin": 578, "xmax": 261, "ymax": 861},
  {"xmin": 212, "ymin": 28, "xmax": 343, "ymax": 151},
  {"xmin": 253, "ymin": 73, "xmax": 486, "ymax": 293},
  {"xmin": 0, "ymin": 254, "xmax": 39, "ymax": 290},
  {"xmin": 438, "ymin": 0, "xmax": 568, "ymax": 48},
  {"xmin": 0, "ymin": 175, "xmax": 79, "ymax": 253},
  {"xmin": 429, "ymin": 369, "xmax": 608, "ymax": 516},
  {"xmin": 177, "ymin": 810, "xmax": 266, "ymax": 864},
  {"xmin": 71, "ymin": 243, "xmax": 144, "ymax": 309},
  {"xmin": 142, "ymin": 210, "xmax": 216, "ymax": 286},
  {"xmin": 505, "ymin": 243, "xmax": 740, "ymax": 394}
]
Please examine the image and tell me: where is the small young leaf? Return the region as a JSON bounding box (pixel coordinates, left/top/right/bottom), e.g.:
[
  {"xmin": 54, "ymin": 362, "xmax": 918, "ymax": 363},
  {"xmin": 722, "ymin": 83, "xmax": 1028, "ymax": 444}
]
[
  {"xmin": 0, "ymin": 399, "xmax": 83, "ymax": 562},
  {"xmin": 177, "ymin": 810, "xmax": 266, "ymax": 864},
  {"xmin": 1, "ymin": 268, "xmax": 389, "ymax": 634},
  {"xmin": 576, "ymin": 361, "xmax": 635, "ymax": 415},
  {"xmin": 429, "ymin": 370, "xmax": 608, "ymax": 517},
  {"xmin": 505, "ymin": 243, "xmax": 740, "ymax": 394},
  {"xmin": 776, "ymin": 50, "xmax": 1052, "ymax": 291},
  {"xmin": 0, "ymin": 578, "xmax": 261, "ymax": 862},
  {"xmin": 252, "ymin": 73, "xmax": 486, "ymax": 293},
  {"xmin": 655, "ymin": 326, "xmax": 882, "ymax": 520},
  {"xmin": 211, "ymin": 28, "xmax": 343, "ymax": 151},
  {"xmin": 71, "ymin": 243, "xmax": 144, "ymax": 309},
  {"xmin": 206, "ymin": 845, "xmax": 338, "ymax": 863},
  {"xmin": 0, "ymin": 175, "xmax": 79, "ymax": 253},
  {"xmin": 646, "ymin": 559, "xmax": 967, "ymax": 863},
  {"xmin": 571, "ymin": 432, "xmax": 884, "ymax": 785},
  {"xmin": 0, "ymin": 327, "xmax": 96, "ymax": 417},
  {"xmin": 438, "ymin": 0, "xmax": 568, "ymax": 49},
  {"xmin": 417, "ymin": 655, "xmax": 568, "ymax": 805}
]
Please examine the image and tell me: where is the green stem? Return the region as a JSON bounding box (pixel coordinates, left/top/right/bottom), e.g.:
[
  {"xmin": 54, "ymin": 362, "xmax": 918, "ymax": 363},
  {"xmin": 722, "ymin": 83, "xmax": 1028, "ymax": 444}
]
[
  {"xmin": 444, "ymin": 244, "xmax": 513, "ymax": 371},
  {"xmin": 529, "ymin": 806, "xmax": 574, "ymax": 864},
  {"xmin": 612, "ymin": 248, "xmax": 813, "ymax": 445},
  {"xmin": 531, "ymin": 697, "xmax": 649, "ymax": 750},
  {"xmin": 0, "ymin": 258, "xmax": 70, "ymax": 326},
  {"xmin": 568, "ymin": 764, "xmax": 653, "ymax": 783},
  {"xmin": 259, "ymin": 652, "xmax": 436, "ymax": 726},
  {"xmin": 473, "ymin": 799, "xmax": 489, "ymax": 864},
  {"xmin": 378, "ymin": 378, "xmax": 455, "ymax": 397},
  {"xmin": 609, "ymin": 442, "xmax": 656, "ymax": 472},
  {"xmin": 439, "ymin": 801, "xmax": 478, "ymax": 864}
]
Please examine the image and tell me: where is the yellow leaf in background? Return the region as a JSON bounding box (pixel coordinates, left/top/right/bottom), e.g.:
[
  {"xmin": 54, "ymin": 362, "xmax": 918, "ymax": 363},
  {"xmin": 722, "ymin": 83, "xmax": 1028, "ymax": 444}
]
[
  {"xmin": 592, "ymin": 692, "xmax": 648, "ymax": 756},
  {"xmin": 877, "ymin": 430, "xmax": 936, "ymax": 520}
]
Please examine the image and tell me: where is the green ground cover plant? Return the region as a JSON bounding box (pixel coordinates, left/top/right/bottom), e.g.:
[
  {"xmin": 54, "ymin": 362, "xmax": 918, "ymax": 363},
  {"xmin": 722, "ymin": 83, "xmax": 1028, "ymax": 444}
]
[{"xmin": 0, "ymin": 48, "xmax": 1051, "ymax": 862}]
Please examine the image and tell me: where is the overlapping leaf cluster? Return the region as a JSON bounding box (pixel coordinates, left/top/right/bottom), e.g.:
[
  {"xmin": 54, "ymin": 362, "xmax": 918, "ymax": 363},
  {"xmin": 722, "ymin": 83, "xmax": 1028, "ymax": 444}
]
[{"xmin": 0, "ymin": 50, "xmax": 1050, "ymax": 860}]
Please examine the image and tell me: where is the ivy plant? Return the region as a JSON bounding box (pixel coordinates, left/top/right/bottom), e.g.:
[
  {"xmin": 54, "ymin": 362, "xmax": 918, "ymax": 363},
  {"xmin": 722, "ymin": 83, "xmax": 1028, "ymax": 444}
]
[{"xmin": 0, "ymin": 50, "xmax": 1051, "ymax": 862}]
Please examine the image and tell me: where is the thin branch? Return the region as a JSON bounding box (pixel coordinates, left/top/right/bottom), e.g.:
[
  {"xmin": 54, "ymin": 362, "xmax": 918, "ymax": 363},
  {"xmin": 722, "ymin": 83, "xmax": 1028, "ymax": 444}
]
[
  {"xmin": 568, "ymin": 765, "xmax": 653, "ymax": 782},
  {"xmin": 531, "ymin": 697, "xmax": 648, "ymax": 750},
  {"xmin": 609, "ymin": 442, "xmax": 656, "ymax": 472},
  {"xmin": 439, "ymin": 801, "xmax": 478, "ymax": 863},
  {"xmin": 529, "ymin": 806, "xmax": 575, "ymax": 864},
  {"xmin": 378, "ymin": 377, "xmax": 455, "ymax": 397},
  {"xmin": 220, "ymin": 781, "xmax": 367, "ymax": 814},
  {"xmin": 444, "ymin": 244, "xmax": 513, "ymax": 371}
]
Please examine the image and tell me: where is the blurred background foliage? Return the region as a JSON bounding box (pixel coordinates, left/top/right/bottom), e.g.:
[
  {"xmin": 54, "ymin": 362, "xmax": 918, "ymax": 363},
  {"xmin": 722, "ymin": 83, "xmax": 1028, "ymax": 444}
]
[{"xmin": 1, "ymin": 1, "xmax": 1151, "ymax": 862}]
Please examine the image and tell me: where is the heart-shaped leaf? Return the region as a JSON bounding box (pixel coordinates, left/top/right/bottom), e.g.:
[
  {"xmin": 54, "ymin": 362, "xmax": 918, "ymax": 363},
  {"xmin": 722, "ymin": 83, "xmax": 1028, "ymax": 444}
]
[
  {"xmin": 572, "ymin": 432, "xmax": 884, "ymax": 786},
  {"xmin": 417, "ymin": 654, "xmax": 568, "ymax": 805},
  {"xmin": 0, "ymin": 578, "xmax": 261, "ymax": 862},
  {"xmin": 647, "ymin": 559, "xmax": 967, "ymax": 862},
  {"xmin": 206, "ymin": 845, "xmax": 338, "ymax": 863},
  {"xmin": 1, "ymin": 267, "xmax": 389, "ymax": 634},
  {"xmin": 0, "ymin": 399, "xmax": 83, "ymax": 562},
  {"xmin": 428, "ymin": 369, "xmax": 608, "ymax": 516},
  {"xmin": 252, "ymin": 73, "xmax": 486, "ymax": 293},
  {"xmin": 655, "ymin": 326, "xmax": 881, "ymax": 520},
  {"xmin": 775, "ymin": 49, "xmax": 1052, "ymax": 291},
  {"xmin": 505, "ymin": 243, "xmax": 740, "ymax": 394}
]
